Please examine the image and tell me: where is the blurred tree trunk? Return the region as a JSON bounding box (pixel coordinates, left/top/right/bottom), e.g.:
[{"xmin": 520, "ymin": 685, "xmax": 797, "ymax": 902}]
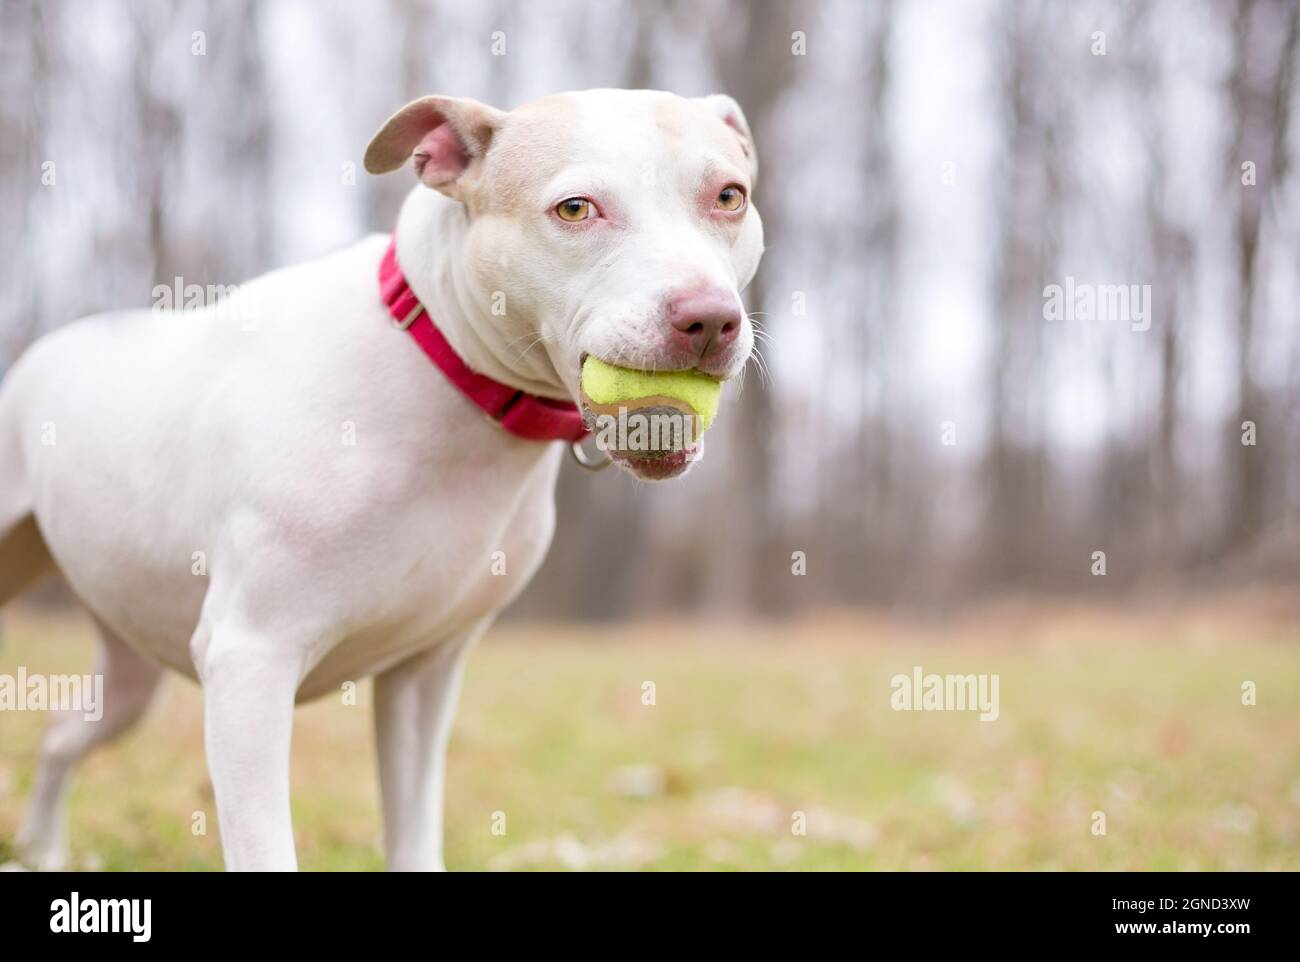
[
  {"xmin": 702, "ymin": 0, "xmax": 806, "ymax": 614},
  {"xmin": 860, "ymin": 2, "xmax": 901, "ymax": 603},
  {"xmin": 982, "ymin": 1, "xmax": 1059, "ymax": 590},
  {"xmin": 185, "ymin": 0, "xmax": 273, "ymax": 282},
  {"xmin": 1223, "ymin": 0, "xmax": 1298, "ymax": 555},
  {"xmin": 1136, "ymin": 3, "xmax": 1194, "ymax": 568},
  {"xmin": 227, "ymin": 0, "xmax": 273, "ymax": 276},
  {"xmin": 0, "ymin": 0, "xmax": 46, "ymax": 361},
  {"xmin": 127, "ymin": 3, "xmax": 183, "ymax": 292}
]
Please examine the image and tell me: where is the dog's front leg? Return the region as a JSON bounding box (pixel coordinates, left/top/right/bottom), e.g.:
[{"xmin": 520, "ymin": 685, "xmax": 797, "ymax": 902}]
[
  {"xmin": 373, "ymin": 623, "xmax": 485, "ymax": 871},
  {"xmin": 196, "ymin": 626, "xmax": 304, "ymax": 871}
]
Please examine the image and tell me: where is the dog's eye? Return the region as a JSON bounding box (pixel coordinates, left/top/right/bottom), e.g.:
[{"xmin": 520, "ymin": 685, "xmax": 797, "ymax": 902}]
[
  {"xmin": 555, "ymin": 197, "xmax": 595, "ymax": 222},
  {"xmin": 715, "ymin": 185, "xmax": 746, "ymax": 212}
]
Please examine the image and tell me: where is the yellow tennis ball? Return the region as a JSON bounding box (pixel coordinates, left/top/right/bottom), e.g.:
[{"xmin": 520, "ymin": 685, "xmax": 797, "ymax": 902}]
[{"xmin": 580, "ymin": 356, "xmax": 722, "ymax": 430}]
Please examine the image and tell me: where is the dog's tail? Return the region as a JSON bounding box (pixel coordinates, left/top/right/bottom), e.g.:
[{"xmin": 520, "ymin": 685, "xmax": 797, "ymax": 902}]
[{"xmin": 0, "ymin": 356, "xmax": 54, "ymax": 610}]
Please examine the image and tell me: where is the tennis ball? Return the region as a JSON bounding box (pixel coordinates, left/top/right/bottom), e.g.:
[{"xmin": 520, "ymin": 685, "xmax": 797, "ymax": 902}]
[{"xmin": 580, "ymin": 356, "xmax": 722, "ymax": 431}]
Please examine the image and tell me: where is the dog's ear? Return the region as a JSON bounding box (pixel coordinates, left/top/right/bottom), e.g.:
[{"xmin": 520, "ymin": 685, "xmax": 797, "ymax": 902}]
[
  {"xmin": 696, "ymin": 94, "xmax": 757, "ymax": 183},
  {"xmin": 364, "ymin": 95, "xmax": 505, "ymax": 199}
]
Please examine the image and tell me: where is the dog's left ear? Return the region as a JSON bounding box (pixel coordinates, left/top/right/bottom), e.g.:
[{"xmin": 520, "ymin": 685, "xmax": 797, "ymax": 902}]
[
  {"xmin": 364, "ymin": 95, "xmax": 506, "ymax": 201},
  {"xmin": 696, "ymin": 94, "xmax": 757, "ymax": 183}
]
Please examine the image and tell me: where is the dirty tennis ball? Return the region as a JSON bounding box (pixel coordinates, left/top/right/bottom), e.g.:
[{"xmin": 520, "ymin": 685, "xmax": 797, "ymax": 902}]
[{"xmin": 579, "ymin": 356, "xmax": 722, "ymax": 431}]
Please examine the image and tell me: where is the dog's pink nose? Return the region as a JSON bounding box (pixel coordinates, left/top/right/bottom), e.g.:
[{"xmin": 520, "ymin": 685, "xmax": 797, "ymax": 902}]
[{"xmin": 667, "ymin": 286, "xmax": 742, "ymax": 358}]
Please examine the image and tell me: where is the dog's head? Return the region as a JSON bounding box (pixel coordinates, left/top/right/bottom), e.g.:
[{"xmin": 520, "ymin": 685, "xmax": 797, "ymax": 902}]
[{"xmin": 365, "ymin": 88, "xmax": 764, "ymax": 480}]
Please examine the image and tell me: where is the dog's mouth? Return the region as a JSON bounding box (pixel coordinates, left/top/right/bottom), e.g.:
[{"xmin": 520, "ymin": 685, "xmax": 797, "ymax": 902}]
[
  {"xmin": 577, "ymin": 352, "xmax": 706, "ymax": 481},
  {"xmin": 606, "ymin": 443, "xmax": 700, "ymax": 480}
]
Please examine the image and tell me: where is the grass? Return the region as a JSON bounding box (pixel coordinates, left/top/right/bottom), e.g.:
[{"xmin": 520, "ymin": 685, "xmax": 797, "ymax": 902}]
[{"xmin": 1, "ymin": 595, "xmax": 1298, "ymax": 870}]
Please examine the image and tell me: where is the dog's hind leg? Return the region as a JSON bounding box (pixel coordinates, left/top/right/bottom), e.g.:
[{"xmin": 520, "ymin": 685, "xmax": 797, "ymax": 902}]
[{"xmin": 15, "ymin": 621, "xmax": 164, "ymax": 870}]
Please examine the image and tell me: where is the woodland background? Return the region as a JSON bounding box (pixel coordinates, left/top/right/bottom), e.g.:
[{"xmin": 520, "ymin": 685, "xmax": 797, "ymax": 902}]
[{"xmin": 1, "ymin": 0, "xmax": 1297, "ymax": 618}]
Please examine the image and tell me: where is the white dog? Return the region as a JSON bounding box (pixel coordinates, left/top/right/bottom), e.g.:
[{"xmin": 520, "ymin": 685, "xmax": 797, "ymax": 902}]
[{"xmin": 0, "ymin": 88, "xmax": 763, "ymax": 870}]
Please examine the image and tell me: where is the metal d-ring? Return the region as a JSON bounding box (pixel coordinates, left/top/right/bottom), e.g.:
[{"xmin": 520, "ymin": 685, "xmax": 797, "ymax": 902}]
[{"xmin": 570, "ymin": 438, "xmax": 613, "ymax": 471}]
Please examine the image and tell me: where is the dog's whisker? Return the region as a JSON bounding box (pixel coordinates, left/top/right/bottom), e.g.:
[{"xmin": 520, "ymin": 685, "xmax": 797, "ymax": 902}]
[
  {"xmin": 507, "ymin": 331, "xmax": 553, "ymax": 360},
  {"xmin": 748, "ymin": 343, "xmax": 772, "ymax": 388}
]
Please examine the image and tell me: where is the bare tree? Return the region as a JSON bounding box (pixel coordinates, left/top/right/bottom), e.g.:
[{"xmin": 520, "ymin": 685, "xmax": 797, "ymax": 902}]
[
  {"xmin": 0, "ymin": 0, "xmax": 47, "ymax": 364},
  {"xmin": 980, "ymin": 0, "xmax": 1063, "ymax": 590},
  {"xmin": 1222, "ymin": 0, "xmax": 1298, "ymax": 555}
]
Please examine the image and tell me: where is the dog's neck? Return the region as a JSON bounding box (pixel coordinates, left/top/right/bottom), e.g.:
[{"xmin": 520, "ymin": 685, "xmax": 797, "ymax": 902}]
[{"xmin": 394, "ymin": 188, "xmax": 569, "ymax": 401}]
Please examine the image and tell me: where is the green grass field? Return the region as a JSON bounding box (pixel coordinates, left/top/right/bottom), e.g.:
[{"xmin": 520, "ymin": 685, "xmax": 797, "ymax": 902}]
[{"xmin": 1, "ymin": 597, "xmax": 1298, "ymax": 870}]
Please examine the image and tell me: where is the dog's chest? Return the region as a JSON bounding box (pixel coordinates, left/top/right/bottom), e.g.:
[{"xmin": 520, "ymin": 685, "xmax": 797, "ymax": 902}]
[{"xmin": 291, "ymin": 441, "xmax": 563, "ymax": 700}]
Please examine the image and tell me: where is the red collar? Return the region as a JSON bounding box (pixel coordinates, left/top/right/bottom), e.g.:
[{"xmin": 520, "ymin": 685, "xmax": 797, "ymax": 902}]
[{"xmin": 378, "ymin": 238, "xmax": 588, "ymax": 443}]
